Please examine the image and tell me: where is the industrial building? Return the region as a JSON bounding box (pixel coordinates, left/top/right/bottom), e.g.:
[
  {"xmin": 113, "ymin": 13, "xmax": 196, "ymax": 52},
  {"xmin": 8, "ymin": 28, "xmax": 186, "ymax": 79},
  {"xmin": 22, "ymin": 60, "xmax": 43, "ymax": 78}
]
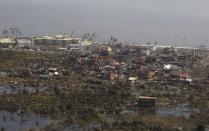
[{"xmin": 34, "ymin": 34, "xmax": 81, "ymax": 46}]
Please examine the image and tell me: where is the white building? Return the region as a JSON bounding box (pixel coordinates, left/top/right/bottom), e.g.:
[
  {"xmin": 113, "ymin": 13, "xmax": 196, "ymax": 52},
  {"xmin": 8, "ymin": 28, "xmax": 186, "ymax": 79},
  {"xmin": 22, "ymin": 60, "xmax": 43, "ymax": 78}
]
[
  {"xmin": 0, "ymin": 37, "xmax": 15, "ymax": 44},
  {"xmin": 17, "ymin": 38, "xmax": 34, "ymax": 48}
]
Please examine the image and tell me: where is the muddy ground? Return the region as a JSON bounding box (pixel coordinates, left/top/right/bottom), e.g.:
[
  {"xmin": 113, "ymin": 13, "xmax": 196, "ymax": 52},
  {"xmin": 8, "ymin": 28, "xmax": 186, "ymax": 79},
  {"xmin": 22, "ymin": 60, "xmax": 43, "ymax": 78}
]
[{"xmin": 0, "ymin": 49, "xmax": 208, "ymax": 131}]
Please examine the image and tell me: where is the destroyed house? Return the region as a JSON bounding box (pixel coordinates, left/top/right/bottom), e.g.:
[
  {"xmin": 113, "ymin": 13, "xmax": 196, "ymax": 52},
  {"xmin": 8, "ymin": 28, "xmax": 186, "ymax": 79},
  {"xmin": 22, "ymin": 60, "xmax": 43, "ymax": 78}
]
[{"xmin": 137, "ymin": 96, "xmax": 156, "ymax": 108}]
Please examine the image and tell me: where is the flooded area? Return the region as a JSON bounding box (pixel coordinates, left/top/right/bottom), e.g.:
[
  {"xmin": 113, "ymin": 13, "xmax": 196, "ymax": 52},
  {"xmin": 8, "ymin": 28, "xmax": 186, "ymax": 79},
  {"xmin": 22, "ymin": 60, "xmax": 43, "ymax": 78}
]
[
  {"xmin": 123, "ymin": 103, "xmax": 200, "ymax": 119},
  {"xmin": 156, "ymin": 103, "xmax": 200, "ymax": 119},
  {"xmin": 61, "ymin": 124, "xmax": 81, "ymax": 131},
  {"xmin": 61, "ymin": 123, "xmax": 101, "ymax": 131},
  {"xmin": 0, "ymin": 86, "xmax": 47, "ymax": 95},
  {"xmin": 0, "ymin": 43, "xmax": 207, "ymax": 130},
  {"xmin": 0, "ymin": 71, "xmax": 7, "ymax": 77},
  {"xmin": 0, "ymin": 111, "xmax": 53, "ymax": 131}
]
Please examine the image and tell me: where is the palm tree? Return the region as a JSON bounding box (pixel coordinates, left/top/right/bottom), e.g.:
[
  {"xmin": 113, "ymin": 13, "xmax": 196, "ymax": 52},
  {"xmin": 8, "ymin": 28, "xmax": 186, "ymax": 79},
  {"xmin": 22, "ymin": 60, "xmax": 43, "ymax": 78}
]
[
  {"xmin": 154, "ymin": 41, "xmax": 158, "ymax": 45},
  {"xmin": 18, "ymin": 29, "xmax": 22, "ymax": 38},
  {"xmin": 10, "ymin": 27, "xmax": 13, "ymax": 37},
  {"xmin": 2, "ymin": 30, "xmax": 8, "ymax": 37},
  {"xmin": 110, "ymin": 36, "xmax": 117, "ymax": 45},
  {"xmin": 15, "ymin": 27, "xmax": 19, "ymax": 38},
  {"xmin": 71, "ymin": 31, "xmax": 74, "ymax": 38},
  {"xmin": 91, "ymin": 32, "xmax": 97, "ymax": 42}
]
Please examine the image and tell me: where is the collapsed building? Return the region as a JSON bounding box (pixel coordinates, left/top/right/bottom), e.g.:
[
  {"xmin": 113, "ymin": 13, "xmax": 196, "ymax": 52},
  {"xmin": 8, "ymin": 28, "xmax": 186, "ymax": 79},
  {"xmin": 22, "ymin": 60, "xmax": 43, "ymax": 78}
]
[
  {"xmin": 34, "ymin": 34, "xmax": 96, "ymax": 51},
  {"xmin": 34, "ymin": 34, "xmax": 80, "ymax": 45}
]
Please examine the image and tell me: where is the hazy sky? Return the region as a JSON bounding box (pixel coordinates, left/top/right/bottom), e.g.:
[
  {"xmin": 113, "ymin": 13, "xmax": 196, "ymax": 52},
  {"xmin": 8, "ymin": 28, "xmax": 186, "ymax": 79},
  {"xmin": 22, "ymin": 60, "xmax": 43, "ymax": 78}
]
[{"xmin": 0, "ymin": 0, "xmax": 209, "ymax": 46}]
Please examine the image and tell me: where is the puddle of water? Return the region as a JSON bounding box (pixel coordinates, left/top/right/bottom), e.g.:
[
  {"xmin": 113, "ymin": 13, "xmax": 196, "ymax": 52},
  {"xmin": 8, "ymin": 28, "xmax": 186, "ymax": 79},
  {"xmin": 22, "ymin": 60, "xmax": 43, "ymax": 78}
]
[
  {"xmin": 156, "ymin": 104, "xmax": 199, "ymax": 119},
  {"xmin": 61, "ymin": 123, "xmax": 101, "ymax": 131},
  {"xmin": 0, "ymin": 111, "xmax": 52, "ymax": 131},
  {"xmin": 157, "ymin": 106, "xmax": 190, "ymax": 118},
  {"xmin": 0, "ymin": 86, "xmax": 47, "ymax": 95},
  {"xmin": 62, "ymin": 124, "xmax": 81, "ymax": 131},
  {"xmin": 122, "ymin": 103, "xmax": 200, "ymax": 119},
  {"xmin": 0, "ymin": 71, "xmax": 7, "ymax": 77}
]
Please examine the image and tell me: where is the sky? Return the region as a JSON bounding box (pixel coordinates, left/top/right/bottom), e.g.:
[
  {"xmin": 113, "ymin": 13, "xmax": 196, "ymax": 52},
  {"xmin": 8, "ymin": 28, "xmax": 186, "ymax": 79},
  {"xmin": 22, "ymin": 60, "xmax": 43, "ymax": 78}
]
[{"xmin": 0, "ymin": 0, "xmax": 209, "ymax": 47}]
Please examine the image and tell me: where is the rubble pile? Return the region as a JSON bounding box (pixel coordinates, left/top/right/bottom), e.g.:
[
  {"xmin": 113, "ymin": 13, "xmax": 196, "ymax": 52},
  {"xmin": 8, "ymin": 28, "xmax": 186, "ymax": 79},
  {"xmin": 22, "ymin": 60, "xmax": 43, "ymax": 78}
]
[{"xmin": 0, "ymin": 44, "xmax": 208, "ymax": 130}]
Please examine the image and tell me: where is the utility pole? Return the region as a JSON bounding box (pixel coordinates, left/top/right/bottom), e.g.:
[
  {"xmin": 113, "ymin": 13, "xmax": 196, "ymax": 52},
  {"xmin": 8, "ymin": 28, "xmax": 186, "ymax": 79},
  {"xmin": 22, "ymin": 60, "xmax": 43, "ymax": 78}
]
[
  {"xmin": 200, "ymin": 38, "xmax": 202, "ymax": 45},
  {"xmin": 183, "ymin": 36, "xmax": 186, "ymax": 47},
  {"xmin": 174, "ymin": 35, "xmax": 177, "ymax": 47}
]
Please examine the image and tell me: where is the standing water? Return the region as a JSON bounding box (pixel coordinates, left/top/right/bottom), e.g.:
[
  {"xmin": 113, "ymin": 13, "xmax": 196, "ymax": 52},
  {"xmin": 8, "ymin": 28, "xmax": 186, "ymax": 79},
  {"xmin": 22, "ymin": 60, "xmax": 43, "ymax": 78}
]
[{"xmin": 0, "ymin": 111, "xmax": 53, "ymax": 131}]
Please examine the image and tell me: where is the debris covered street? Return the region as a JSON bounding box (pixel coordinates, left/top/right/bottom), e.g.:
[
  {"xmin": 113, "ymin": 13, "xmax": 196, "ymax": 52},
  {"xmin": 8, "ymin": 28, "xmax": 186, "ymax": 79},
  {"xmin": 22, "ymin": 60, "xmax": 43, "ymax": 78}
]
[{"xmin": 0, "ymin": 37, "xmax": 208, "ymax": 130}]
